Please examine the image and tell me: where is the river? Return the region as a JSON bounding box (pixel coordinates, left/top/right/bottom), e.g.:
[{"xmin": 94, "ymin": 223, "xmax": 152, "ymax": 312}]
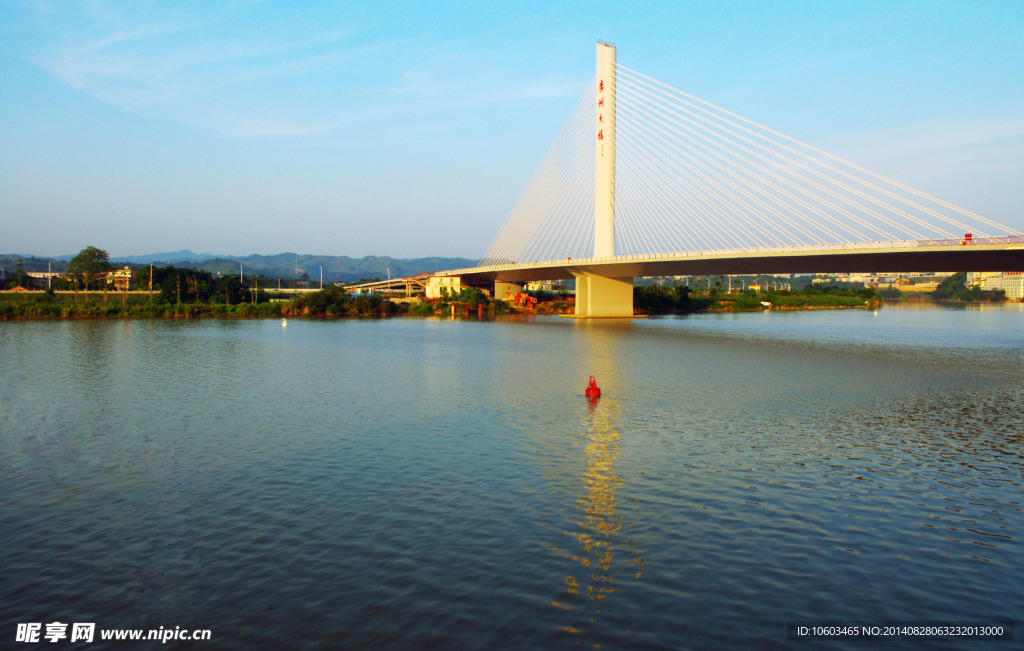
[{"xmin": 1, "ymin": 304, "xmax": 1021, "ymax": 648}]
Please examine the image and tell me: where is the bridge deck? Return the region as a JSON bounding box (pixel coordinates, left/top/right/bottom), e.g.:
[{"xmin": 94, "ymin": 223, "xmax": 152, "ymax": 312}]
[{"xmin": 441, "ymin": 238, "xmax": 1024, "ymax": 285}]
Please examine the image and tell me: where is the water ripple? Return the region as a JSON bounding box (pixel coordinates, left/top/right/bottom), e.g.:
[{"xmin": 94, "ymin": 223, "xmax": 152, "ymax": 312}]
[{"xmin": 1, "ymin": 315, "xmax": 1022, "ymax": 648}]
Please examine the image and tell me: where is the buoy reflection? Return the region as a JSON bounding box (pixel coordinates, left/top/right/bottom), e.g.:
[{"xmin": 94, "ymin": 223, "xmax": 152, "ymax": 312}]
[
  {"xmin": 559, "ymin": 322, "xmax": 643, "ymax": 623},
  {"xmin": 564, "ymin": 394, "xmax": 641, "ymax": 604}
]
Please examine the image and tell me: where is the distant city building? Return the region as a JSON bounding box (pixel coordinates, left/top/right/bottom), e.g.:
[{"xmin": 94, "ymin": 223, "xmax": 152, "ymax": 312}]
[
  {"xmin": 824, "ymin": 272, "xmax": 950, "ymax": 292},
  {"xmin": 969, "ymin": 271, "xmax": 1023, "ymax": 300},
  {"xmin": 525, "ymin": 280, "xmax": 567, "ymax": 292},
  {"xmin": 967, "ymin": 272, "xmax": 1001, "ymax": 285}
]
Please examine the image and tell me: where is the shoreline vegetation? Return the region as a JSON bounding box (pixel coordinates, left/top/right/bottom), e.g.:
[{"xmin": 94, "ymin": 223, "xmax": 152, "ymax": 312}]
[
  {"xmin": 633, "ymin": 283, "xmax": 884, "ymax": 314},
  {"xmin": 0, "ymin": 285, "xmax": 512, "ymax": 320},
  {"xmin": 1, "ymin": 281, "xmax": 1012, "ymax": 321},
  {"xmin": 1, "ymin": 249, "xmax": 1012, "ymax": 320}
]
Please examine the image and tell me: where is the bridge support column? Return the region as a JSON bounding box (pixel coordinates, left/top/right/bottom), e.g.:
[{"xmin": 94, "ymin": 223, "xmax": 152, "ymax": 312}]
[{"xmin": 573, "ymin": 273, "xmax": 634, "ymax": 317}]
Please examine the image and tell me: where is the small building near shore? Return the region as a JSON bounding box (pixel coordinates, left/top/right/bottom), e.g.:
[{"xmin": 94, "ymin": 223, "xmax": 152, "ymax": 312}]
[
  {"xmin": 106, "ymin": 266, "xmax": 135, "ymax": 291},
  {"xmin": 27, "ymin": 271, "xmax": 63, "ymax": 283},
  {"xmin": 426, "ymin": 275, "xmax": 461, "ymax": 299}
]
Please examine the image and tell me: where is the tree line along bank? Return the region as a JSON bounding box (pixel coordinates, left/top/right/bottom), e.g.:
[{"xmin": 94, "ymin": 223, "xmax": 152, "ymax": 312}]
[{"xmin": 1, "ymin": 246, "xmax": 1012, "ymax": 319}]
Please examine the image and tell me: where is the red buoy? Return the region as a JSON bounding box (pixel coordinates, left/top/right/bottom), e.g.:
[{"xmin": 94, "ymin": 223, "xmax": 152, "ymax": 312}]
[{"xmin": 585, "ymin": 375, "xmax": 601, "ymax": 398}]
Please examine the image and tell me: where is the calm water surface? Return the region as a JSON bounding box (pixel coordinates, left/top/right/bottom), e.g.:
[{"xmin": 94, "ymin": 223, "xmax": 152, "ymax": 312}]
[{"xmin": 1, "ymin": 304, "xmax": 1022, "ymax": 649}]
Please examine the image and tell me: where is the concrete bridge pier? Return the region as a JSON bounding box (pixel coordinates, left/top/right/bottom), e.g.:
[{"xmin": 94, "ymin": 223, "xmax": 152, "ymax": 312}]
[
  {"xmin": 565, "ymin": 44, "xmax": 635, "ymax": 318},
  {"xmin": 573, "ymin": 272, "xmax": 634, "ymax": 317}
]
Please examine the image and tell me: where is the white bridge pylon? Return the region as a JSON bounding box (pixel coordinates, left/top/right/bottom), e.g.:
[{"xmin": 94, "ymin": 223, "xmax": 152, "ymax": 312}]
[
  {"xmin": 481, "ymin": 44, "xmax": 1017, "ymax": 267},
  {"xmin": 463, "ymin": 43, "xmax": 1022, "ymax": 316}
]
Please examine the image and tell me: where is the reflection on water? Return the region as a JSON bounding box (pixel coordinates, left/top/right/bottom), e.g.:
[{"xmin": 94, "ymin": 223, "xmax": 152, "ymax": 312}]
[
  {"xmin": 557, "ymin": 320, "xmax": 645, "ymax": 637},
  {"xmin": 963, "ymin": 301, "xmax": 1024, "ymax": 312},
  {"xmin": 566, "ymin": 396, "xmax": 630, "ymax": 603}
]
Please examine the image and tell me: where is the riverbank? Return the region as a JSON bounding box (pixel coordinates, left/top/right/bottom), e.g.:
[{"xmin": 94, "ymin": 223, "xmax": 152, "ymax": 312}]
[
  {"xmin": 0, "ymin": 293, "xmax": 280, "ymax": 319},
  {"xmin": 0, "ymin": 287, "xmax": 508, "ymax": 320},
  {"xmin": 3, "ymin": 287, "xmax": 1013, "ymax": 320},
  {"xmin": 630, "ymin": 284, "xmax": 886, "ymax": 314}
]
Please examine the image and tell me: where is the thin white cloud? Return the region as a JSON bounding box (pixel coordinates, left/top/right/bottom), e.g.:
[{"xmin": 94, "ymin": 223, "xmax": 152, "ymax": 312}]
[
  {"xmin": 495, "ymin": 77, "xmax": 587, "ymax": 102},
  {"xmin": 386, "ymin": 69, "xmax": 585, "ymax": 107},
  {"xmin": 22, "ymin": 3, "xmax": 581, "ymax": 138},
  {"xmin": 818, "ymin": 116, "xmax": 1024, "ymax": 230},
  {"xmin": 24, "ymin": 2, "xmax": 374, "ymax": 135},
  {"xmin": 822, "ymin": 116, "xmax": 1024, "ymax": 166},
  {"xmin": 217, "ymin": 116, "xmax": 328, "ymax": 138}
]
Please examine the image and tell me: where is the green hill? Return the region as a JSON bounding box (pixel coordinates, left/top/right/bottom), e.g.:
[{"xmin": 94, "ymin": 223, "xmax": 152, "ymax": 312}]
[{"xmin": 2, "ymin": 251, "xmax": 477, "ymax": 283}]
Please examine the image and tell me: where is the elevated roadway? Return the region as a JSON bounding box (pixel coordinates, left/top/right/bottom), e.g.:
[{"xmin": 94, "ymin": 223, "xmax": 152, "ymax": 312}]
[{"xmin": 439, "ymin": 237, "xmax": 1024, "ymax": 287}]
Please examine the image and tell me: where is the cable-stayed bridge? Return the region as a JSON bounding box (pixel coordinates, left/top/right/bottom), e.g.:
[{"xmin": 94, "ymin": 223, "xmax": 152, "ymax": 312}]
[{"xmin": 435, "ymin": 43, "xmax": 1024, "ymax": 316}]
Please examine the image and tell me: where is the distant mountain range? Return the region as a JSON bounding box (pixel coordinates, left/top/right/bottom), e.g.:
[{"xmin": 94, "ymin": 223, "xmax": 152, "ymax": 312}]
[
  {"xmin": 1, "ymin": 250, "xmax": 479, "ymax": 283},
  {"xmin": 110, "ymin": 250, "xmax": 217, "ymax": 265}
]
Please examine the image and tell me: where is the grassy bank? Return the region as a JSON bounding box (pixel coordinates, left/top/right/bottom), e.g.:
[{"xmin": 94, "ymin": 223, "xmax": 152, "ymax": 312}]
[
  {"xmin": 0, "ymin": 283, "xmax": 932, "ymax": 321},
  {"xmin": 0, "ymin": 293, "xmax": 285, "ymax": 319},
  {"xmin": 634, "ymin": 284, "xmax": 883, "ymax": 314},
  {"xmin": 711, "ymin": 292, "xmax": 881, "ymax": 310},
  {"xmin": 0, "ymin": 287, "xmax": 510, "ymax": 320}
]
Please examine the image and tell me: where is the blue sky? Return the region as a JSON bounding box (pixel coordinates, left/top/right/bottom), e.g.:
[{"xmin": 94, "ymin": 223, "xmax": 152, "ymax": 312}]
[{"xmin": 1, "ymin": 0, "xmax": 1021, "ymax": 258}]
